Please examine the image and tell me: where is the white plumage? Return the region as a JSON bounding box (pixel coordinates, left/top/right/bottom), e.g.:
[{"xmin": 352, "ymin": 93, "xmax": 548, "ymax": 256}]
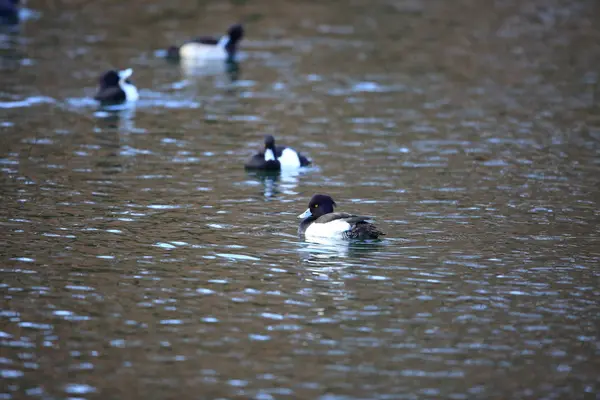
[
  {"xmin": 278, "ymin": 148, "xmax": 301, "ymax": 169},
  {"xmin": 121, "ymin": 82, "xmax": 139, "ymax": 102},
  {"xmin": 264, "ymin": 149, "xmax": 276, "ymax": 161},
  {"xmin": 304, "ymin": 219, "xmax": 351, "ymax": 239},
  {"xmin": 179, "ymin": 39, "xmax": 229, "ymax": 61},
  {"xmin": 118, "ymin": 69, "xmax": 139, "ymax": 102}
]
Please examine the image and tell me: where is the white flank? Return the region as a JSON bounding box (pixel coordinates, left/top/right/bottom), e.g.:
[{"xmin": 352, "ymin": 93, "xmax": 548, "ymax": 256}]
[
  {"xmin": 118, "ymin": 69, "xmax": 138, "ymax": 102},
  {"xmin": 264, "ymin": 149, "xmax": 276, "ymax": 161},
  {"xmin": 121, "ymin": 82, "xmax": 139, "ymax": 102},
  {"xmin": 278, "ymin": 148, "xmax": 301, "ymax": 169},
  {"xmin": 304, "ymin": 220, "xmax": 351, "ymax": 239},
  {"xmin": 180, "ymin": 42, "xmax": 227, "ymax": 61}
]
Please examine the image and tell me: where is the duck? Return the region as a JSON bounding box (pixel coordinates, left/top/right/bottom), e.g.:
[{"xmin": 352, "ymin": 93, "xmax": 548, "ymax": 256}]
[
  {"xmin": 298, "ymin": 194, "xmax": 385, "ymax": 240},
  {"xmin": 166, "ymin": 24, "xmax": 244, "ymax": 62},
  {"xmin": 244, "ymin": 135, "xmax": 311, "ymax": 171},
  {"xmin": 94, "ymin": 68, "xmax": 139, "ymax": 105},
  {"xmin": 0, "ymin": 0, "xmax": 19, "ymax": 25}
]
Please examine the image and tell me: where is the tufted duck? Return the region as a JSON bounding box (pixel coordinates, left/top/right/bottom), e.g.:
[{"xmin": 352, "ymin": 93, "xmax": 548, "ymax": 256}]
[
  {"xmin": 166, "ymin": 24, "xmax": 244, "ymax": 62},
  {"xmin": 94, "ymin": 68, "xmax": 139, "ymax": 105},
  {"xmin": 298, "ymin": 194, "xmax": 385, "ymax": 240},
  {"xmin": 245, "ymin": 135, "xmax": 311, "ymax": 171}
]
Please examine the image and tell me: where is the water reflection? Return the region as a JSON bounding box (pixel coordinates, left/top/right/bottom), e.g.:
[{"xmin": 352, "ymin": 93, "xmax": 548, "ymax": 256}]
[
  {"xmin": 179, "ymin": 59, "xmax": 240, "ymax": 83},
  {"xmin": 299, "ymin": 239, "xmax": 351, "ymax": 261},
  {"xmin": 91, "ymin": 112, "xmax": 124, "ymax": 175},
  {"xmin": 298, "ymin": 237, "xmax": 385, "ymax": 262},
  {"xmin": 0, "ymin": 95, "xmax": 55, "ymax": 108},
  {"xmin": 93, "ymin": 107, "xmax": 138, "ymax": 134},
  {"xmin": 246, "ymin": 168, "xmax": 304, "ymax": 198},
  {"xmin": 0, "ymin": 30, "xmax": 22, "ymax": 71}
]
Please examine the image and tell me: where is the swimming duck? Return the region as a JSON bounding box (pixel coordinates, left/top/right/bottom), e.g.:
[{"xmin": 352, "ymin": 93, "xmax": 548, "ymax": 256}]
[
  {"xmin": 298, "ymin": 194, "xmax": 385, "ymax": 240},
  {"xmin": 166, "ymin": 24, "xmax": 244, "ymax": 62},
  {"xmin": 0, "ymin": 0, "xmax": 19, "ymax": 25},
  {"xmin": 94, "ymin": 68, "xmax": 139, "ymax": 105},
  {"xmin": 244, "ymin": 135, "xmax": 311, "ymax": 171}
]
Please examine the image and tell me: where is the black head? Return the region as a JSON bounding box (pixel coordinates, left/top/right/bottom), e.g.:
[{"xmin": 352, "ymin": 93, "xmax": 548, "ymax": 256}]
[
  {"xmin": 227, "ymin": 24, "xmax": 244, "ymax": 43},
  {"xmin": 166, "ymin": 46, "xmax": 181, "ymax": 61},
  {"xmin": 264, "ymin": 135, "xmax": 275, "ymax": 150},
  {"xmin": 98, "ymin": 70, "xmax": 120, "ymax": 89},
  {"xmin": 98, "ymin": 68, "xmax": 134, "ymax": 89},
  {"xmin": 306, "ymin": 194, "xmax": 337, "ymax": 218},
  {"xmin": 225, "ymin": 24, "xmax": 244, "ymax": 57}
]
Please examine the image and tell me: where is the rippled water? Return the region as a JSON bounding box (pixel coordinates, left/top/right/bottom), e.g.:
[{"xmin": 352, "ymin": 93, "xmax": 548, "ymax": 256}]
[{"xmin": 2, "ymin": 0, "xmax": 599, "ymax": 398}]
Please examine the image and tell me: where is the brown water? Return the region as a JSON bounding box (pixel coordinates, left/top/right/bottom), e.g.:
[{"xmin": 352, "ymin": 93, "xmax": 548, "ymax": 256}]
[{"xmin": 2, "ymin": 0, "xmax": 600, "ymax": 399}]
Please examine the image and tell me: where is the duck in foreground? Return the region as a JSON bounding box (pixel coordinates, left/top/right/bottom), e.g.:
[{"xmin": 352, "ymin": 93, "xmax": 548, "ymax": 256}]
[
  {"xmin": 298, "ymin": 194, "xmax": 385, "ymax": 240},
  {"xmin": 94, "ymin": 68, "xmax": 139, "ymax": 105},
  {"xmin": 244, "ymin": 135, "xmax": 311, "ymax": 171},
  {"xmin": 166, "ymin": 24, "xmax": 244, "ymax": 62}
]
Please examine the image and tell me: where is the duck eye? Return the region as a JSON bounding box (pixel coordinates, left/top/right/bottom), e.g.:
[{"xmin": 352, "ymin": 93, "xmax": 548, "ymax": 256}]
[{"xmin": 314, "ymin": 204, "xmax": 319, "ymax": 208}]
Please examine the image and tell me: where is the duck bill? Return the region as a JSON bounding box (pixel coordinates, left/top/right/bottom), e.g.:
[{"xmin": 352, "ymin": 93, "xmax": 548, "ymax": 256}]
[
  {"xmin": 298, "ymin": 208, "xmax": 312, "ymax": 219},
  {"xmin": 119, "ymin": 68, "xmax": 133, "ymax": 80}
]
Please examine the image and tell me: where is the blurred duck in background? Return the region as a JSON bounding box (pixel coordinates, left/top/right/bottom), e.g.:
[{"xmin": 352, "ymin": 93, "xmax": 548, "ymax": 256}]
[
  {"xmin": 166, "ymin": 23, "xmax": 244, "ymax": 63},
  {"xmin": 0, "ymin": 0, "xmax": 19, "ymax": 25},
  {"xmin": 245, "ymin": 135, "xmax": 311, "ymax": 171},
  {"xmin": 94, "ymin": 68, "xmax": 139, "ymax": 106}
]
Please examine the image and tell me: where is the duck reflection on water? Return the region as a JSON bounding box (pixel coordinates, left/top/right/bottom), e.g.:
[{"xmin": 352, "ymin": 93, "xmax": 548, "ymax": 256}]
[
  {"xmin": 180, "ymin": 58, "xmax": 241, "ymax": 83},
  {"xmin": 94, "ymin": 106, "xmax": 138, "ymax": 134},
  {"xmin": 91, "ymin": 107, "xmax": 141, "ymax": 175},
  {"xmin": 245, "ymin": 168, "xmax": 305, "ymax": 198},
  {"xmin": 298, "ymin": 236, "xmax": 385, "ymax": 262}
]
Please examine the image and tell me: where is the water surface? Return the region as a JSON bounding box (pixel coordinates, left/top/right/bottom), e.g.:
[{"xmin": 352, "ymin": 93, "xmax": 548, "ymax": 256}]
[{"xmin": 1, "ymin": 0, "xmax": 599, "ymax": 398}]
